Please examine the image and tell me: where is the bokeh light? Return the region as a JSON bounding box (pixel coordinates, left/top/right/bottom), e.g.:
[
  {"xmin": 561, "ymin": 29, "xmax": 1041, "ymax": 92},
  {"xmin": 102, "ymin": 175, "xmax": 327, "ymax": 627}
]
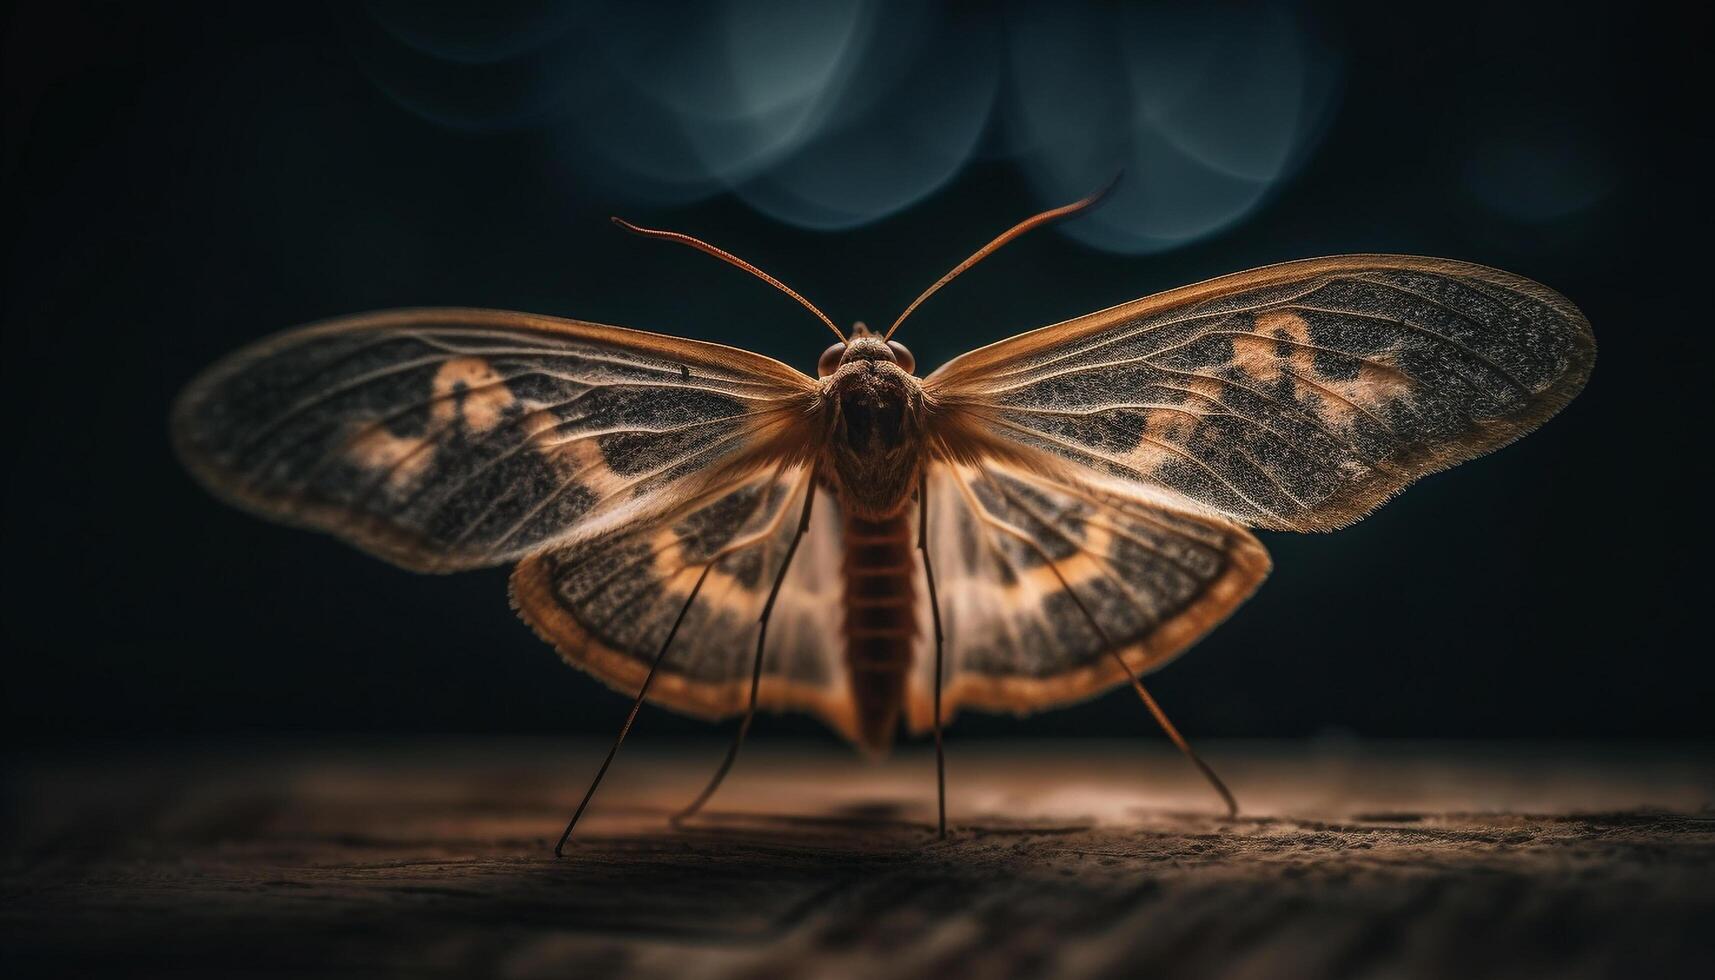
[
  {"xmin": 1464, "ymin": 125, "xmax": 1613, "ymax": 223},
  {"xmin": 350, "ymin": 0, "xmax": 1342, "ymax": 251},
  {"xmin": 1006, "ymin": 2, "xmax": 1340, "ymax": 252}
]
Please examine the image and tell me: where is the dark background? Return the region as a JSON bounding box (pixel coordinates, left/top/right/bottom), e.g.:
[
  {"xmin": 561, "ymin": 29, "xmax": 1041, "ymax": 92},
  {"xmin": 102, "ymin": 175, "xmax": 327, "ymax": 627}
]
[{"xmin": 2, "ymin": 1, "xmax": 1707, "ymax": 743}]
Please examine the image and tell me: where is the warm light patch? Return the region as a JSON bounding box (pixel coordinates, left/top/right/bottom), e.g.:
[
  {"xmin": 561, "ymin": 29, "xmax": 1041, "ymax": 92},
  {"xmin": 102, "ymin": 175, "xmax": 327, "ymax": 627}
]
[
  {"xmin": 1144, "ymin": 408, "xmax": 1198, "ymax": 444},
  {"xmin": 432, "ymin": 357, "xmax": 515, "ymax": 431},
  {"xmin": 548, "ymin": 433, "xmax": 630, "ymax": 497},
  {"xmin": 1242, "ymin": 311, "xmax": 1412, "ymax": 430},
  {"xmin": 344, "ymin": 426, "xmax": 435, "ymax": 491}
]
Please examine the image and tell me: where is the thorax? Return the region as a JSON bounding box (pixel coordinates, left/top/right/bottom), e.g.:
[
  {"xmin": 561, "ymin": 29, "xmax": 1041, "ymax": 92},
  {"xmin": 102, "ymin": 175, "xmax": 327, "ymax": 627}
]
[{"xmin": 817, "ymin": 339, "xmax": 926, "ymax": 519}]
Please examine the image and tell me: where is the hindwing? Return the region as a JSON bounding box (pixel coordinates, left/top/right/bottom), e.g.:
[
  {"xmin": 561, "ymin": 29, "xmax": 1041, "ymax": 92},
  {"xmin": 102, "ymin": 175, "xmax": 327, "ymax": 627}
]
[
  {"xmin": 511, "ymin": 464, "xmax": 857, "ymax": 740},
  {"xmin": 905, "ymin": 458, "xmax": 1268, "ymax": 729}
]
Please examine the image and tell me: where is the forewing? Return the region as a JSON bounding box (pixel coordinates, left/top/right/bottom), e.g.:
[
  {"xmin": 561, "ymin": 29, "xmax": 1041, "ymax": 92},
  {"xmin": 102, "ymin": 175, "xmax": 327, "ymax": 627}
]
[
  {"xmin": 173, "ymin": 308, "xmax": 818, "ymax": 570},
  {"xmin": 511, "ymin": 464, "xmax": 858, "ymax": 740},
  {"xmin": 904, "ymin": 457, "xmax": 1269, "ymax": 731},
  {"xmin": 924, "ymin": 256, "xmax": 1595, "ymax": 530}
]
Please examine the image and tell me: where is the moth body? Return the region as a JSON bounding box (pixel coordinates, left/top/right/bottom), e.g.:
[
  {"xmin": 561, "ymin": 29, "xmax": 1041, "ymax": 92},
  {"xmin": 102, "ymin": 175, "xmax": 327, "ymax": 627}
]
[
  {"xmin": 168, "ymin": 191, "xmax": 1598, "ymax": 846},
  {"xmin": 172, "ymin": 247, "xmax": 1594, "ymax": 790},
  {"xmin": 818, "ymin": 328, "xmax": 925, "ymax": 521},
  {"xmin": 812, "ymin": 327, "xmax": 927, "ymax": 752},
  {"xmin": 838, "ymin": 509, "xmax": 919, "ymax": 753}
]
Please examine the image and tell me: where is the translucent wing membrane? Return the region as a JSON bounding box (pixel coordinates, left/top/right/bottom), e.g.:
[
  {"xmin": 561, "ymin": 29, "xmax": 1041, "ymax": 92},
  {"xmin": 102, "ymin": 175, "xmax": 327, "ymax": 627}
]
[
  {"xmin": 172, "ymin": 308, "xmax": 818, "ymax": 571},
  {"xmin": 905, "ymin": 458, "xmax": 1269, "ymax": 731},
  {"xmin": 511, "ymin": 465, "xmax": 858, "ymax": 740},
  {"xmin": 173, "ymin": 254, "xmax": 1595, "ymax": 754},
  {"xmin": 925, "ymin": 256, "xmax": 1595, "ymax": 531}
]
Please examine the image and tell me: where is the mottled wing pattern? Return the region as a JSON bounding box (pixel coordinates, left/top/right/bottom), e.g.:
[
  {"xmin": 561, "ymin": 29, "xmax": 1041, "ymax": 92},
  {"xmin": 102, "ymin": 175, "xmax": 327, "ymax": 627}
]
[
  {"xmin": 172, "ymin": 308, "xmax": 817, "ymax": 570},
  {"xmin": 904, "ymin": 458, "xmax": 1269, "ymax": 731},
  {"xmin": 924, "ymin": 257, "xmax": 1595, "ymax": 530},
  {"xmin": 511, "ymin": 465, "xmax": 858, "ymax": 740}
]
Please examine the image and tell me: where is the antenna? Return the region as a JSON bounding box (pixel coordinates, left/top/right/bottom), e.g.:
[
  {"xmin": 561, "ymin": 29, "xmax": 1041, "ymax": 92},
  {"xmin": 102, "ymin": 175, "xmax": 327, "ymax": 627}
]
[
  {"xmin": 611, "ymin": 217, "xmax": 846, "ymax": 344},
  {"xmin": 884, "ymin": 176, "xmax": 1120, "ymax": 341}
]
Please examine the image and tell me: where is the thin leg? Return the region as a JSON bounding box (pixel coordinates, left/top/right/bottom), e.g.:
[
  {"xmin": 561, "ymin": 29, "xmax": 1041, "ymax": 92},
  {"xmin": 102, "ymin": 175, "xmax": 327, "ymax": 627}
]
[
  {"xmin": 673, "ymin": 481, "xmax": 818, "ymax": 824},
  {"xmin": 918, "ymin": 473, "xmax": 947, "ymax": 839},
  {"xmin": 971, "ymin": 467, "xmax": 1237, "ymax": 818},
  {"xmin": 555, "ymin": 563, "xmax": 715, "ymax": 857},
  {"xmin": 1106, "ymin": 648, "xmax": 1238, "ymax": 818}
]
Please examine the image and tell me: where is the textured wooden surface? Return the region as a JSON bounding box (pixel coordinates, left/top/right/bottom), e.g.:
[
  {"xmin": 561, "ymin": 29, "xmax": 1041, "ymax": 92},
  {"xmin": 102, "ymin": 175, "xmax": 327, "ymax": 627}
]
[{"xmin": 3, "ymin": 737, "xmax": 1713, "ymax": 979}]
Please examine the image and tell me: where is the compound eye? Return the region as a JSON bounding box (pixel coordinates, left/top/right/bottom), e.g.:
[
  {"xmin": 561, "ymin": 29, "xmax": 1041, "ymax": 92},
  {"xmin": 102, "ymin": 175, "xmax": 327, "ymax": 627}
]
[
  {"xmin": 817, "ymin": 343, "xmax": 846, "ymax": 377},
  {"xmin": 886, "ymin": 341, "xmax": 915, "ymax": 374}
]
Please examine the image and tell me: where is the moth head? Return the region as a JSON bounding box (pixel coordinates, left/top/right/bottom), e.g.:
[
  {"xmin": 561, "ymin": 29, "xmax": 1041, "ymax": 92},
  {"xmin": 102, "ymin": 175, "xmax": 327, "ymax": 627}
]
[{"xmin": 818, "ymin": 322, "xmax": 915, "ymax": 377}]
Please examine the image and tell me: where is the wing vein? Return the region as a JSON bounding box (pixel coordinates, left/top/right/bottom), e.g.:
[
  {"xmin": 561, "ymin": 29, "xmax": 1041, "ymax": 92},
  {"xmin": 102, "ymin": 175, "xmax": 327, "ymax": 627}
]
[
  {"xmin": 990, "ymin": 418, "xmax": 1285, "ymax": 524},
  {"xmin": 973, "ymin": 278, "xmax": 1338, "ymax": 382}
]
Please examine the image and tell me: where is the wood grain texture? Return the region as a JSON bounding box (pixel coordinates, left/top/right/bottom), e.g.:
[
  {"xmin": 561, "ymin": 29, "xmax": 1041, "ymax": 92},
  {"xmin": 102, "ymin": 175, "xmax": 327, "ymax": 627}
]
[{"xmin": 4, "ymin": 738, "xmax": 1711, "ymax": 979}]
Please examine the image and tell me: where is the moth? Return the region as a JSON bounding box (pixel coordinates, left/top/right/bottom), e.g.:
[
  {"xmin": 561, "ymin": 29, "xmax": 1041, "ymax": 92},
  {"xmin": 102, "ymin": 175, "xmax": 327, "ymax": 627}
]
[{"xmin": 173, "ymin": 193, "xmax": 1595, "ymax": 852}]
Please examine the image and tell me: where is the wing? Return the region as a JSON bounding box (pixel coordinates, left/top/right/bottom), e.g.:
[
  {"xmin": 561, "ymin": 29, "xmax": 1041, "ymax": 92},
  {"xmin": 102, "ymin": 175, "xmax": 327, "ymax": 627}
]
[
  {"xmin": 172, "ymin": 308, "xmax": 819, "ymax": 571},
  {"xmin": 510, "ymin": 464, "xmax": 858, "ymax": 741},
  {"xmin": 904, "ymin": 457, "xmax": 1269, "ymax": 732},
  {"xmin": 923, "ymin": 256, "xmax": 1595, "ymax": 531}
]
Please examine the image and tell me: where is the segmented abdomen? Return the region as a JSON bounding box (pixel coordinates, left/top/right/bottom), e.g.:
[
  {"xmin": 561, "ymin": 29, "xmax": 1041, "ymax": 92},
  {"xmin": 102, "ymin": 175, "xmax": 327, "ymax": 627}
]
[{"xmin": 841, "ymin": 511, "xmax": 917, "ymax": 753}]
